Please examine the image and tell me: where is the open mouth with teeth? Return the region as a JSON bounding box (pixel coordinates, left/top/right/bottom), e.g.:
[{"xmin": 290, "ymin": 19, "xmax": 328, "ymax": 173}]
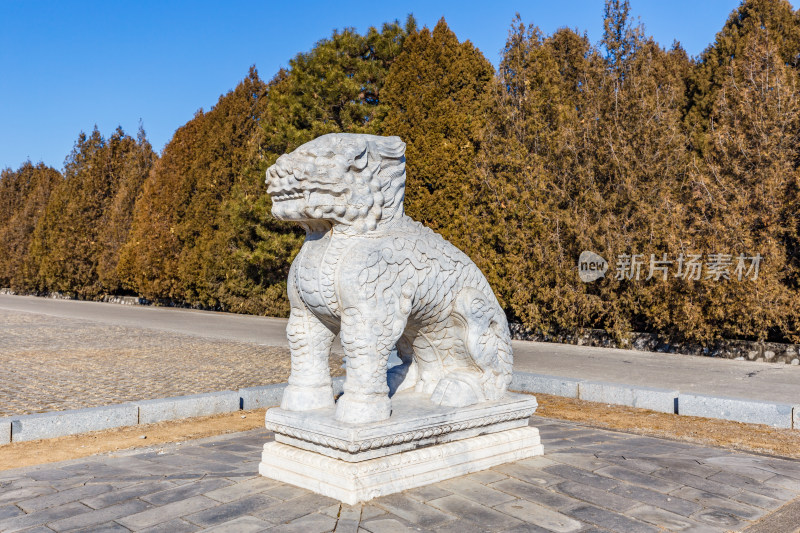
[{"xmin": 271, "ymin": 191, "xmax": 305, "ymax": 202}]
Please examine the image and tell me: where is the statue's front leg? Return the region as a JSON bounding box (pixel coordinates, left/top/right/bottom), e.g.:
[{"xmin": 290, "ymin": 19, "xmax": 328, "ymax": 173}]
[
  {"xmin": 336, "ymin": 305, "xmax": 405, "ymax": 424},
  {"xmin": 281, "ymin": 305, "xmax": 337, "ymax": 411}
]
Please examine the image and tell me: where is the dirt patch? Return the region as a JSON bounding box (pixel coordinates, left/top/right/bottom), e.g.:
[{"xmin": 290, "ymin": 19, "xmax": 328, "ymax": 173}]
[
  {"xmin": 2, "ymin": 394, "xmax": 798, "ymax": 472},
  {"xmin": 534, "ymin": 393, "xmax": 800, "ymax": 459}
]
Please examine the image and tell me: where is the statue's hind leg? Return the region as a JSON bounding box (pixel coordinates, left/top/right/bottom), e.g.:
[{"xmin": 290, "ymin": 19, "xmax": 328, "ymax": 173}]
[{"xmin": 429, "ymin": 287, "xmax": 513, "ymax": 407}]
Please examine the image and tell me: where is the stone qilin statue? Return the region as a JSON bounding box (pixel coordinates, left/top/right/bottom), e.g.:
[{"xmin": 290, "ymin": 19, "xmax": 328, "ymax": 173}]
[{"xmin": 265, "ymin": 133, "xmax": 513, "ymax": 424}]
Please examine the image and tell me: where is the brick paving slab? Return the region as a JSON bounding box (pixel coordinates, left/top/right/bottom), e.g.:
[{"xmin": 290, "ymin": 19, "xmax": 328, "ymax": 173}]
[
  {"xmin": 0, "ymin": 309, "xmax": 343, "ymax": 417},
  {"xmin": 1, "ymin": 417, "xmax": 800, "ymax": 532}
]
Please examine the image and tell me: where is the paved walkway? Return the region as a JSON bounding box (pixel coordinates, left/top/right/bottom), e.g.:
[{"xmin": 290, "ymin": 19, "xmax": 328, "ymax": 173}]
[
  {"xmin": 1, "ymin": 417, "xmax": 799, "ymax": 532},
  {"xmin": 1, "ymin": 294, "xmax": 798, "ymax": 416}
]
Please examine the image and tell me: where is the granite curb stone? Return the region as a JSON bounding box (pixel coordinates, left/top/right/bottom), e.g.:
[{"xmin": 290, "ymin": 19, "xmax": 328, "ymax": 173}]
[
  {"xmin": 239, "ymin": 378, "xmax": 343, "ymax": 411},
  {"xmin": 577, "ymin": 381, "xmax": 678, "ymax": 414},
  {"xmin": 136, "ymin": 391, "xmax": 240, "ymax": 424},
  {"xmin": 10, "ymin": 404, "xmax": 138, "ymax": 442},
  {"xmin": 510, "ymin": 373, "xmax": 678, "ymax": 414},
  {"xmin": 239, "ymin": 384, "xmax": 287, "ymax": 410},
  {"xmin": 0, "ymin": 418, "xmax": 11, "ymax": 444},
  {"xmin": 510, "ymin": 373, "xmax": 581, "ymax": 398},
  {"xmin": 1, "ymin": 372, "xmax": 797, "ymax": 444},
  {"xmin": 579, "ymin": 381, "xmax": 635, "ymax": 406},
  {"xmin": 632, "ymin": 386, "xmax": 679, "ymax": 414},
  {"xmin": 678, "ymin": 393, "xmax": 794, "ymax": 428}
]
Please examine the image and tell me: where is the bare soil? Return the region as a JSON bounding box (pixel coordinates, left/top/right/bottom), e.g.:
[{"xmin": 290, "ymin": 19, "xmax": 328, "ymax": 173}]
[
  {"xmin": 1, "ymin": 394, "xmax": 798, "ymax": 472},
  {"xmin": 534, "ymin": 393, "xmax": 800, "ymax": 459}
]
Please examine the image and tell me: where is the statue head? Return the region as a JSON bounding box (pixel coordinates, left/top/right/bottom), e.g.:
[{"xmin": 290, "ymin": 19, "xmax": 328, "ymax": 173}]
[{"xmin": 265, "ymin": 133, "xmax": 406, "ymax": 233}]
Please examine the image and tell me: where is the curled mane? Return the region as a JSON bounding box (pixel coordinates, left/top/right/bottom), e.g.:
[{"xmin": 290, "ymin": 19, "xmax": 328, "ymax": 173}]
[{"xmin": 267, "ymin": 133, "xmax": 406, "ymax": 233}]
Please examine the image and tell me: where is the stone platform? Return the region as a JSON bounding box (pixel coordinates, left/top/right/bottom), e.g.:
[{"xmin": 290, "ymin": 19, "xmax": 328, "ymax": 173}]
[
  {"xmin": 259, "ymin": 426, "xmax": 543, "ymax": 505},
  {"xmin": 264, "ymin": 390, "xmax": 539, "ymax": 461},
  {"xmin": 260, "ymin": 391, "xmax": 544, "ymax": 503}
]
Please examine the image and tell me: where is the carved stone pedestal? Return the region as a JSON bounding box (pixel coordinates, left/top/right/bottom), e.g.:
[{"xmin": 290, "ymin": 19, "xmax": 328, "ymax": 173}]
[{"xmin": 259, "ymin": 391, "xmax": 544, "ymax": 504}]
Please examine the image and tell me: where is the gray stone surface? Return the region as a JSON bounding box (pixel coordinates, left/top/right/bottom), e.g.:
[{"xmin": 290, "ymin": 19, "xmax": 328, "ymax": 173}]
[
  {"xmin": 47, "ymin": 499, "xmax": 150, "ymax": 532},
  {"xmin": 0, "ymin": 418, "xmax": 10, "ymax": 444},
  {"xmin": 744, "ymin": 497, "xmax": 800, "ymax": 533},
  {"xmin": 510, "ymin": 339, "xmax": 800, "ymax": 405},
  {"xmin": 137, "ymin": 391, "xmax": 240, "ymax": 424},
  {"xmin": 610, "ymin": 483, "xmax": 701, "ymax": 516},
  {"xmin": 0, "ymin": 501, "xmax": 92, "ymax": 532},
  {"xmin": 566, "ymin": 504, "xmax": 660, "ymax": 532},
  {"xmin": 427, "ymin": 493, "xmax": 524, "ymax": 529},
  {"xmin": 0, "ymin": 419, "xmax": 798, "ymax": 531},
  {"xmin": 678, "ymin": 393, "xmax": 794, "ymax": 428},
  {"xmin": 631, "ymin": 386, "xmax": 679, "ymax": 413},
  {"xmin": 9, "ymin": 404, "xmax": 138, "ymax": 442},
  {"xmin": 510, "ymin": 372, "xmax": 581, "ymax": 398},
  {"xmin": 0, "ymin": 304, "xmax": 310, "ymax": 419},
  {"xmin": 239, "ymin": 384, "xmax": 286, "ymax": 410},
  {"xmin": 116, "ymin": 495, "xmax": 217, "ymax": 530},
  {"xmin": 17, "ymin": 483, "xmax": 113, "ymax": 512},
  {"xmin": 0, "ymin": 293, "xmax": 289, "ymax": 346},
  {"xmin": 577, "ymin": 381, "xmax": 678, "ymax": 413},
  {"xmin": 579, "ymin": 380, "xmax": 634, "ymax": 406},
  {"xmin": 494, "ymin": 499, "xmax": 583, "ymax": 532}
]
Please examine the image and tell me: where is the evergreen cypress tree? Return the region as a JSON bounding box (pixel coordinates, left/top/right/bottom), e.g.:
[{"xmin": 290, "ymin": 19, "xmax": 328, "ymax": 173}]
[
  {"xmin": 687, "ymin": 0, "xmax": 800, "ymax": 152},
  {"xmin": 97, "ymin": 125, "xmax": 156, "ymax": 294},
  {"xmin": 262, "ymin": 19, "xmax": 411, "ymax": 156},
  {"xmin": 688, "ymin": 32, "xmax": 800, "ymax": 342},
  {"xmin": 0, "ymin": 162, "xmax": 62, "ymax": 289},
  {"xmin": 121, "ymin": 22, "xmax": 411, "ymax": 314},
  {"xmin": 29, "ymin": 126, "xmax": 155, "ymax": 297},
  {"xmin": 380, "ymin": 19, "xmax": 494, "ymax": 249},
  {"xmin": 478, "ymin": 4, "xmax": 693, "ymax": 340},
  {"xmin": 118, "ymin": 113, "xmax": 205, "ymax": 301}
]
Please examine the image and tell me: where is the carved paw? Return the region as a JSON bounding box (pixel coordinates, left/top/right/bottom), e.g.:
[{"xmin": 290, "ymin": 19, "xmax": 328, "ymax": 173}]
[
  {"xmin": 335, "ymin": 393, "xmax": 391, "ymax": 424},
  {"xmin": 430, "ymin": 375, "xmax": 484, "ymax": 408},
  {"xmin": 281, "ymin": 384, "xmax": 335, "ymax": 411}
]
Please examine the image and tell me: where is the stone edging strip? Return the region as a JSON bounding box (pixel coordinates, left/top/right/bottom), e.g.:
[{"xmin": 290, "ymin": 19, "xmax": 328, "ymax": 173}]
[
  {"xmin": 509, "ymin": 373, "xmax": 799, "ymax": 429},
  {"xmin": 0, "ymin": 379, "xmax": 345, "ymax": 445},
  {"xmin": 1, "ymin": 372, "xmax": 797, "ymax": 444}
]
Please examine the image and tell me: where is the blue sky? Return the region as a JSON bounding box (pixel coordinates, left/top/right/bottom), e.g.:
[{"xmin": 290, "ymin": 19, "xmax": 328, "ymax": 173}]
[{"xmin": 1, "ymin": 1, "xmax": 792, "ymax": 171}]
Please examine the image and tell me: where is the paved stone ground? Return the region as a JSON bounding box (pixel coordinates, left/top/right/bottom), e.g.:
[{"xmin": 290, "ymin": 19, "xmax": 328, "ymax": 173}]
[
  {"xmin": 0, "ymin": 310, "xmax": 343, "ymax": 417},
  {"xmin": 1, "ymin": 417, "xmax": 799, "ymax": 532}
]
